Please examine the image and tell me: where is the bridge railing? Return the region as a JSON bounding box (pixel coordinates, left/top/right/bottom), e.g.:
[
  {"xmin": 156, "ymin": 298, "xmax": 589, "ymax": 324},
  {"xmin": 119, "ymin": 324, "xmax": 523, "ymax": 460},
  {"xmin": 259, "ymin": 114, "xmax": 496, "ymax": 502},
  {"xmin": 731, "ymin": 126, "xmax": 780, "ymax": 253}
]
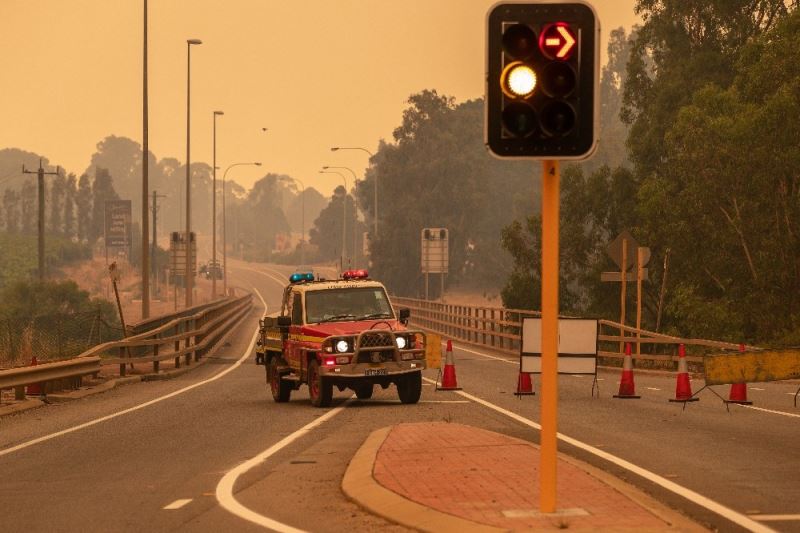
[
  {"xmin": 0, "ymin": 293, "xmax": 253, "ymax": 400},
  {"xmin": 392, "ymin": 296, "xmax": 756, "ymax": 367}
]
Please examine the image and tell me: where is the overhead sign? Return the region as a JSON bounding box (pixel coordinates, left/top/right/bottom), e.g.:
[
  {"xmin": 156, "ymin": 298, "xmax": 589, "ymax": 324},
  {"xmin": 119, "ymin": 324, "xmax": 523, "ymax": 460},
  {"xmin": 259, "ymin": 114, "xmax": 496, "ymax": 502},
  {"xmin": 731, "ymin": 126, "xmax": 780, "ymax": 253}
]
[
  {"xmin": 521, "ymin": 318, "xmax": 598, "ymax": 375},
  {"xmin": 104, "ymin": 200, "xmax": 132, "ymax": 248},
  {"xmin": 421, "ymin": 228, "xmax": 449, "ymax": 274}
]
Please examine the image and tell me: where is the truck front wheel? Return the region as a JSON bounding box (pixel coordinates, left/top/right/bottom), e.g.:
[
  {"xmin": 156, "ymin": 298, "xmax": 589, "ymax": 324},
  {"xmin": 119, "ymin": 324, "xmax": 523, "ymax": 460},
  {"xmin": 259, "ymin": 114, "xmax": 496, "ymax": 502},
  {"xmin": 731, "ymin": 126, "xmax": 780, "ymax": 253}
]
[
  {"xmin": 397, "ymin": 371, "xmax": 422, "ymax": 404},
  {"xmin": 308, "ymin": 359, "xmax": 333, "ymax": 407},
  {"xmin": 269, "ymin": 357, "xmax": 291, "ymax": 403}
]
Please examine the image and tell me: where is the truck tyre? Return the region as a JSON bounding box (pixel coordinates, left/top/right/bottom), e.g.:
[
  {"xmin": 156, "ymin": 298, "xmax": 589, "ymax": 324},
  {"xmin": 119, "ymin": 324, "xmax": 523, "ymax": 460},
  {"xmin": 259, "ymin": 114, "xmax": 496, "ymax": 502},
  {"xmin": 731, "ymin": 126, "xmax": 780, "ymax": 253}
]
[
  {"xmin": 269, "ymin": 357, "xmax": 291, "ymax": 403},
  {"xmin": 397, "ymin": 371, "xmax": 422, "ymax": 404},
  {"xmin": 308, "ymin": 359, "xmax": 333, "ymax": 407},
  {"xmin": 354, "ymin": 383, "xmax": 374, "ymax": 400}
]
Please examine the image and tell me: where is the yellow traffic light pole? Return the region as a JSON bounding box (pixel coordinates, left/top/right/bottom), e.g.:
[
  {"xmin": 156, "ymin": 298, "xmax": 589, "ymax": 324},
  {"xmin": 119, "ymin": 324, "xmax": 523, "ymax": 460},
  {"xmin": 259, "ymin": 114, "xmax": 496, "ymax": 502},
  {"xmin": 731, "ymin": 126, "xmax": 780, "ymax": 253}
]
[{"xmin": 540, "ymin": 159, "xmax": 559, "ymax": 513}]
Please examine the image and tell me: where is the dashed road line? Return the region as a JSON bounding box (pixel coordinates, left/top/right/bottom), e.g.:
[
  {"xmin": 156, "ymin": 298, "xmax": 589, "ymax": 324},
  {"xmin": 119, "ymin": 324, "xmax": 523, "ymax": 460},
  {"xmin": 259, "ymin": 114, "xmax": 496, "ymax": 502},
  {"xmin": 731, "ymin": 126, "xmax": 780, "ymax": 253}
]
[
  {"xmin": 737, "ymin": 404, "xmax": 800, "ymax": 419},
  {"xmin": 751, "ymin": 514, "xmax": 800, "ymax": 522},
  {"xmin": 163, "ymin": 499, "xmax": 192, "ymax": 510}
]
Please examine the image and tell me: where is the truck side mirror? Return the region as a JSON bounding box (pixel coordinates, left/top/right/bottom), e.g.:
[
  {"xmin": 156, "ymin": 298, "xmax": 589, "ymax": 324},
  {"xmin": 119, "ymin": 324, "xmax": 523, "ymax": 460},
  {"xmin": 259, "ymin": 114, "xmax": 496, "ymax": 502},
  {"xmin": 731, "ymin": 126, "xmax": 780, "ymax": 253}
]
[
  {"xmin": 277, "ymin": 315, "xmax": 292, "ymax": 328},
  {"xmin": 398, "ymin": 308, "xmax": 410, "ymax": 325}
]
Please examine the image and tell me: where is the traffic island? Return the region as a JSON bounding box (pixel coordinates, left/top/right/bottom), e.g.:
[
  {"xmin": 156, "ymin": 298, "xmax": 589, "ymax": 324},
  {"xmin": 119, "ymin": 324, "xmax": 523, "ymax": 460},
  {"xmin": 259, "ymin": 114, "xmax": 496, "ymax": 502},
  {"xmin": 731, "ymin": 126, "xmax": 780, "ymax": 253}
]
[{"xmin": 343, "ymin": 422, "xmax": 707, "ymax": 532}]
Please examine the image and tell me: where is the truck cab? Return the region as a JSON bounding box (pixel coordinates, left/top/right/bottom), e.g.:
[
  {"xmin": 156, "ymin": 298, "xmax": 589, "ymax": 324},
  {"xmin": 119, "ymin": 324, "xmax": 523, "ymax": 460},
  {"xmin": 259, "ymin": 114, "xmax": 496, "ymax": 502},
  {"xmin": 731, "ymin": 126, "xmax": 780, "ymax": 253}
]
[{"xmin": 255, "ymin": 270, "xmax": 425, "ymax": 407}]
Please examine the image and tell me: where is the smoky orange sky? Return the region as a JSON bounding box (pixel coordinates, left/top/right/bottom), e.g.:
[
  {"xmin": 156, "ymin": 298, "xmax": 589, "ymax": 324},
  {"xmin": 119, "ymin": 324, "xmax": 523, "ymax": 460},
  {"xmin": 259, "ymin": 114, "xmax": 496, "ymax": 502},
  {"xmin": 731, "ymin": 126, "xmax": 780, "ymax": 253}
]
[{"xmin": 1, "ymin": 0, "xmax": 640, "ymax": 195}]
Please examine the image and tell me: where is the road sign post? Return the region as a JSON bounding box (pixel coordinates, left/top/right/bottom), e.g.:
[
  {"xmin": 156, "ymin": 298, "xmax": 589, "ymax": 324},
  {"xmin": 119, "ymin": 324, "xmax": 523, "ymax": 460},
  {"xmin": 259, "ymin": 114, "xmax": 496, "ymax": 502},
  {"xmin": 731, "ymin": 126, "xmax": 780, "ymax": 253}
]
[{"xmin": 421, "ymin": 228, "xmax": 449, "ymax": 301}]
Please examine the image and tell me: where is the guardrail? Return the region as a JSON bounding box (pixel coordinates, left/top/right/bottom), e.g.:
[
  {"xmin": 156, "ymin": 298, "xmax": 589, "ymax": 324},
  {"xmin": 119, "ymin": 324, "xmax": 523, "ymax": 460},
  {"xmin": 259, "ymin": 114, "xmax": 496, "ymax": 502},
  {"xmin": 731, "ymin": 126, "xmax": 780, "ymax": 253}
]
[
  {"xmin": 392, "ymin": 296, "xmax": 756, "ymax": 367},
  {"xmin": 0, "ymin": 293, "xmax": 253, "ymax": 401}
]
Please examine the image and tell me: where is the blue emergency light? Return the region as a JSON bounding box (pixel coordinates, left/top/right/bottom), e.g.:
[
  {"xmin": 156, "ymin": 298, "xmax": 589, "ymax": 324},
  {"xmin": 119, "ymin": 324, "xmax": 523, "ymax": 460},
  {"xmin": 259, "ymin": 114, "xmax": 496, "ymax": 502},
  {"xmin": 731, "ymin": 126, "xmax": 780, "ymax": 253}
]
[{"xmin": 289, "ymin": 272, "xmax": 315, "ymax": 283}]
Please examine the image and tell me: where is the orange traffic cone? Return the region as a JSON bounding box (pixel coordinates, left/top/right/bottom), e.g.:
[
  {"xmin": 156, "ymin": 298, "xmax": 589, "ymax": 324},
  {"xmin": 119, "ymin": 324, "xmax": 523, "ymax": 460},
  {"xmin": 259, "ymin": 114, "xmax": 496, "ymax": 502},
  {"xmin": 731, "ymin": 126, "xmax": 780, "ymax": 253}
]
[
  {"xmin": 26, "ymin": 356, "xmax": 42, "ymax": 396},
  {"xmin": 669, "ymin": 344, "xmax": 698, "ymax": 403},
  {"xmin": 614, "ymin": 343, "xmax": 640, "ymax": 399},
  {"xmin": 437, "ymin": 340, "xmax": 462, "ymax": 391},
  {"xmin": 725, "ymin": 344, "xmax": 753, "ymax": 405},
  {"xmin": 514, "ymin": 371, "xmax": 535, "ymax": 396}
]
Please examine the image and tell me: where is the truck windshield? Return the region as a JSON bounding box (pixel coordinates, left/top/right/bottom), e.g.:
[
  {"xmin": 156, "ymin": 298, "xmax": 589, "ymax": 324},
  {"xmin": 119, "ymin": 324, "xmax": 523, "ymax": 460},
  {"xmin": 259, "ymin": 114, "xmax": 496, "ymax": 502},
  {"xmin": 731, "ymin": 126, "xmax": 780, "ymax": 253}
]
[{"xmin": 305, "ymin": 287, "xmax": 394, "ymax": 324}]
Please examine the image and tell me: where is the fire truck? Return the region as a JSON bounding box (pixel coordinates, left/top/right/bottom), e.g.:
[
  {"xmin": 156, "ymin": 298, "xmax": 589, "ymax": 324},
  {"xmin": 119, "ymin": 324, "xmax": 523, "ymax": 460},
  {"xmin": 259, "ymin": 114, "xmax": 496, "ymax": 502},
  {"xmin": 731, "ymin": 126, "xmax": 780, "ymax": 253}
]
[{"xmin": 255, "ymin": 269, "xmax": 427, "ymax": 407}]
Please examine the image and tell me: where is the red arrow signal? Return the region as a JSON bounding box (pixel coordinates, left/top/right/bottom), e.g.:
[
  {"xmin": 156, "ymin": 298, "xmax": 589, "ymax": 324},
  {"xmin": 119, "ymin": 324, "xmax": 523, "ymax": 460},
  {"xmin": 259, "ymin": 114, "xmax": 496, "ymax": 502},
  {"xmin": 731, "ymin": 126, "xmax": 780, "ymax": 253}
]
[{"xmin": 539, "ymin": 22, "xmax": 576, "ymax": 60}]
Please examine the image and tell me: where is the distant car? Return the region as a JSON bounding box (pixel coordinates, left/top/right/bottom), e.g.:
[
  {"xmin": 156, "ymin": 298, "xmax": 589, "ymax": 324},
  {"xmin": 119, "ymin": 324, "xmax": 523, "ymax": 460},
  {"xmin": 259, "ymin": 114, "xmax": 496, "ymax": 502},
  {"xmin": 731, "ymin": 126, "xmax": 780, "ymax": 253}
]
[{"xmin": 204, "ymin": 261, "xmax": 223, "ymax": 280}]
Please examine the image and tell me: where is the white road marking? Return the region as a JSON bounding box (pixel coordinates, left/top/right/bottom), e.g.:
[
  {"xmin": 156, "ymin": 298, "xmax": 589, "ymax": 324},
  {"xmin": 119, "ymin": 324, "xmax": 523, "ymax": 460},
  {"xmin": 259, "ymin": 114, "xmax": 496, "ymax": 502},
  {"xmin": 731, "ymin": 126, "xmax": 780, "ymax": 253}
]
[
  {"xmin": 646, "ymin": 387, "xmax": 661, "ymax": 391},
  {"xmin": 163, "ymin": 499, "xmax": 192, "ymax": 510},
  {"xmin": 749, "ymin": 387, "xmax": 765, "ymax": 391},
  {"xmin": 737, "ymin": 404, "xmax": 800, "ymax": 419},
  {"xmin": 0, "ymin": 288, "xmax": 269, "ymax": 459},
  {"xmin": 215, "ymin": 400, "xmax": 352, "ymax": 532},
  {"xmin": 751, "ymin": 514, "xmax": 800, "ymax": 522},
  {"xmin": 420, "ymin": 376, "xmax": 776, "ymax": 533},
  {"xmin": 443, "ymin": 341, "xmax": 517, "ymax": 365}
]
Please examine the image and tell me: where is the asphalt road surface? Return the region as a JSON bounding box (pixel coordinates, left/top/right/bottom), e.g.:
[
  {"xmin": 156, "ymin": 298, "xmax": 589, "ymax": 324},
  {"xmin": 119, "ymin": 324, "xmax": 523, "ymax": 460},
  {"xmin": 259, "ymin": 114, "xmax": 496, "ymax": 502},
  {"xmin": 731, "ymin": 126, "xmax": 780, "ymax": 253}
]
[{"xmin": 1, "ymin": 260, "xmax": 798, "ymax": 533}]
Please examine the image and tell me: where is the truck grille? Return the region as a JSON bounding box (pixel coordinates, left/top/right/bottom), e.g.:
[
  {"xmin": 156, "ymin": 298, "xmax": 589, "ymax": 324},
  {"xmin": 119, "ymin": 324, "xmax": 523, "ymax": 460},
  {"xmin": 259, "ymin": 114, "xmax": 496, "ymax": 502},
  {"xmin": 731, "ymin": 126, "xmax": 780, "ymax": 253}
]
[
  {"xmin": 356, "ymin": 349, "xmax": 395, "ymax": 364},
  {"xmin": 358, "ymin": 332, "xmax": 393, "ymax": 349}
]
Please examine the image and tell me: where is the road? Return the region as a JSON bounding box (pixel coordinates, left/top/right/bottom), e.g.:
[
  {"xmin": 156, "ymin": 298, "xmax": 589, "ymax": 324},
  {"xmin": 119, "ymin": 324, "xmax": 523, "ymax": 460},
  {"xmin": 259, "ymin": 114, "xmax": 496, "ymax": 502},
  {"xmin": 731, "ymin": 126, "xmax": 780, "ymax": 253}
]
[{"xmin": 1, "ymin": 260, "xmax": 798, "ymax": 533}]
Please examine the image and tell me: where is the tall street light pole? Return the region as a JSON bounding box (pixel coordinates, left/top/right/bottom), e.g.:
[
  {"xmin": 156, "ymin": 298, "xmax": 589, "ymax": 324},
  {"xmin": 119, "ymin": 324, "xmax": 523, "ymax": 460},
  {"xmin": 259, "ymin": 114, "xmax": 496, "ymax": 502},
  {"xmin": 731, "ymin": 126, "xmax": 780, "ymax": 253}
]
[
  {"xmin": 212, "ymin": 110, "xmax": 224, "ymax": 299},
  {"xmin": 222, "ymin": 162, "xmax": 261, "ymax": 295},
  {"xmin": 330, "ymin": 146, "xmax": 375, "ymax": 238},
  {"xmin": 322, "ymin": 165, "xmax": 358, "ymax": 267},
  {"xmin": 319, "ymin": 170, "xmax": 348, "ymax": 271},
  {"xmin": 185, "ymin": 38, "xmax": 202, "ymax": 308},
  {"xmin": 141, "ymin": 0, "xmax": 150, "ymax": 318}
]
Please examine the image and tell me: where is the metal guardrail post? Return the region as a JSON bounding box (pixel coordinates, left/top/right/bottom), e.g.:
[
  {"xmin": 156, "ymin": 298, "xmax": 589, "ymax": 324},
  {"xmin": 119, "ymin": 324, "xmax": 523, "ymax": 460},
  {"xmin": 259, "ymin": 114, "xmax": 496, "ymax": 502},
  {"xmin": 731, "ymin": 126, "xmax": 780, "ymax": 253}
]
[
  {"xmin": 119, "ymin": 345, "xmax": 127, "ymax": 377},
  {"xmin": 174, "ymin": 321, "xmax": 182, "ymax": 368},
  {"xmin": 153, "ymin": 336, "xmax": 159, "ymax": 373}
]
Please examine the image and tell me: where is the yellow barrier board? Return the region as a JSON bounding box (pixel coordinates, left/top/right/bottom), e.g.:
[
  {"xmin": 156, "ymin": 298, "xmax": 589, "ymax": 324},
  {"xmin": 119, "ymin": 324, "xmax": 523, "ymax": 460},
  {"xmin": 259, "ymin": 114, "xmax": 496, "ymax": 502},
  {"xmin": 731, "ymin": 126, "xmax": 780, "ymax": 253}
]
[
  {"xmin": 703, "ymin": 350, "xmax": 800, "ymax": 385},
  {"xmin": 425, "ymin": 333, "xmax": 442, "ymax": 369}
]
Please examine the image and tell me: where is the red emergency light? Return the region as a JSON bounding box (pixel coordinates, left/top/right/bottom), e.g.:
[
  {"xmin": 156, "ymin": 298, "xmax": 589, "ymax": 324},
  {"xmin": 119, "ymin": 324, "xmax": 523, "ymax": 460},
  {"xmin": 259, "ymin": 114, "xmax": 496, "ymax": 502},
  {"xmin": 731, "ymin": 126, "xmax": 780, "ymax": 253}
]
[{"xmin": 342, "ymin": 269, "xmax": 369, "ymax": 280}]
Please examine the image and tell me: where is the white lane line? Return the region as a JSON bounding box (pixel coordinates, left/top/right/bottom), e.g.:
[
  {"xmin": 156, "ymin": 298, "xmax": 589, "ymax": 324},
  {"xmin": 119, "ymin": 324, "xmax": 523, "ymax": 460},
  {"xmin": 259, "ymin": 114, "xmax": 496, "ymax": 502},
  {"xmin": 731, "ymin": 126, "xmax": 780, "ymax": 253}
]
[
  {"xmin": 421, "ymin": 377, "xmax": 776, "ymax": 533},
  {"xmin": 443, "ymin": 341, "xmax": 517, "ymax": 365},
  {"xmin": 0, "ymin": 288, "xmax": 269, "ymax": 459},
  {"xmin": 749, "ymin": 387, "xmax": 765, "ymax": 391},
  {"xmin": 737, "ymin": 404, "xmax": 800, "ymax": 419},
  {"xmin": 646, "ymin": 387, "xmax": 661, "ymax": 391},
  {"xmin": 751, "ymin": 514, "xmax": 800, "ymax": 522},
  {"xmin": 216, "ymin": 400, "xmax": 352, "ymax": 532},
  {"xmin": 163, "ymin": 499, "xmax": 192, "ymax": 510}
]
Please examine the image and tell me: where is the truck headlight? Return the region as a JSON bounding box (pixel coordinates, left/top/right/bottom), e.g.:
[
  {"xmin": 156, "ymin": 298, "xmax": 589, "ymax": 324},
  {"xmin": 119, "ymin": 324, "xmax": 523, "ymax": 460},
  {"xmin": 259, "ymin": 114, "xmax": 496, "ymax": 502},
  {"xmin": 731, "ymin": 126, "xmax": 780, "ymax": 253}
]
[
  {"xmin": 335, "ymin": 340, "xmax": 350, "ymax": 353},
  {"xmin": 395, "ymin": 336, "xmax": 407, "ymax": 349}
]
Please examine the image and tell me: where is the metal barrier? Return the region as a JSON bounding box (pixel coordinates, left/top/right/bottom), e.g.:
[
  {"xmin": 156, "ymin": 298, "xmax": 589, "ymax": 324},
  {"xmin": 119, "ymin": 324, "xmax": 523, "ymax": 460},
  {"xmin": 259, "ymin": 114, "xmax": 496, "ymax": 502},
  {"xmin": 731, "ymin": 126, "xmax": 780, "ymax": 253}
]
[
  {"xmin": 0, "ymin": 293, "xmax": 253, "ymax": 399},
  {"xmin": 392, "ymin": 296, "xmax": 757, "ymax": 365}
]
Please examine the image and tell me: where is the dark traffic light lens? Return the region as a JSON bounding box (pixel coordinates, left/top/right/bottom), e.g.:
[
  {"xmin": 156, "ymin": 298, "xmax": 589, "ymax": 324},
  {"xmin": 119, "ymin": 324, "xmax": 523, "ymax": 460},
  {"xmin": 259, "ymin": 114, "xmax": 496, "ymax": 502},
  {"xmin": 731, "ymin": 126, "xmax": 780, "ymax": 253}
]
[
  {"xmin": 502, "ymin": 102, "xmax": 539, "ymax": 138},
  {"xmin": 502, "ymin": 24, "xmax": 537, "ymax": 60},
  {"xmin": 540, "ymin": 101, "xmax": 576, "ymax": 137},
  {"xmin": 540, "ymin": 62, "xmax": 576, "ymax": 98}
]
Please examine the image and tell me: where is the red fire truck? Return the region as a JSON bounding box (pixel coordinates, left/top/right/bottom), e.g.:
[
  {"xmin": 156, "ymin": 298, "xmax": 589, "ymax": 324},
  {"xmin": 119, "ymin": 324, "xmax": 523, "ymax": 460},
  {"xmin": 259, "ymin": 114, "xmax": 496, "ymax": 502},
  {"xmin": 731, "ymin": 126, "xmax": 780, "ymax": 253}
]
[{"xmin": 255, "ymin": 269, "xmax": 426, "ymax": 407}]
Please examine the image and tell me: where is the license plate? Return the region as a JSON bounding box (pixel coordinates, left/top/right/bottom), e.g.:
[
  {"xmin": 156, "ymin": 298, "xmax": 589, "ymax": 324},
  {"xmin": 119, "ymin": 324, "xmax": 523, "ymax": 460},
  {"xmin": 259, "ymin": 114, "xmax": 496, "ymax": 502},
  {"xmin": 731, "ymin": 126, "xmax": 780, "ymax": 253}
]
[{"xmin": 365, "ymin": 368, "xmax": 387, "ymax": 376}]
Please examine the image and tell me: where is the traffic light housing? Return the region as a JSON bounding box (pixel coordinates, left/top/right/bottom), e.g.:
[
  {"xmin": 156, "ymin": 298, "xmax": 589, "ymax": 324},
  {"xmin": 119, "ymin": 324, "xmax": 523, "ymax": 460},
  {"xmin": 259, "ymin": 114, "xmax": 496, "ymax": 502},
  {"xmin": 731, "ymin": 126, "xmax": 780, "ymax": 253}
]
[{"xmin": 485, "ymin": 2, "xmax": 599, "ymax": 160}]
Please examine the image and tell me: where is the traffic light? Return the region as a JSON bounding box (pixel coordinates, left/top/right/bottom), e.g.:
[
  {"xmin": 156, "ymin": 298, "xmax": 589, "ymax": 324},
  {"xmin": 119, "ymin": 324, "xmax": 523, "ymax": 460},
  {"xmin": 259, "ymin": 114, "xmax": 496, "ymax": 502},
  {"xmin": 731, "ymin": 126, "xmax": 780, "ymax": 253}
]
[{"xmin": 485, "ymin": 2, "xmax": 599, "ymax": 160}]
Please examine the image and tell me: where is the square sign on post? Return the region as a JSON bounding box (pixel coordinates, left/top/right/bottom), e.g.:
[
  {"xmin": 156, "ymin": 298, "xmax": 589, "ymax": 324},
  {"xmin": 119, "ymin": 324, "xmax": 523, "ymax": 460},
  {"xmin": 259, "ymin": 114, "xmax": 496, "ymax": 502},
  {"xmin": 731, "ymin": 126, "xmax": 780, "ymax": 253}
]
[
  {"xmin": 485, "ymin": 1, "xmax": 600, "ymax": 160},
  {"xmin": 421, "ymin": 228, "xmax": 449, "ymax": 274}
]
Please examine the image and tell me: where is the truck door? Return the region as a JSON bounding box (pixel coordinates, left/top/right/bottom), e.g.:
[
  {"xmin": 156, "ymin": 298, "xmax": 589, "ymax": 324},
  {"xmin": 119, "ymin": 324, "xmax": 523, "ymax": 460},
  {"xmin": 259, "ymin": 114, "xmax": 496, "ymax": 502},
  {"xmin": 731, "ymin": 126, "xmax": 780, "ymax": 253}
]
[{"xmin": 287, "ymin": 291, "xmax": 304, "ymax": 372}]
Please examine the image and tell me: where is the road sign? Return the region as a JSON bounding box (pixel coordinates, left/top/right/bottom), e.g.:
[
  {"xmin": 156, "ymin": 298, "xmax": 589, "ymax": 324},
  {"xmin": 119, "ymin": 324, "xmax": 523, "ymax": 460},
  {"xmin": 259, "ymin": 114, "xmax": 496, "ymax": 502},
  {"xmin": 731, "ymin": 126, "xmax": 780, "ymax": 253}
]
[
  {"xmin": 104, "ymin": 200, "xmax": 132, "ymax": 248},
  {"xmin": 169, "ymin": 231, "xmax": 197, "ymax": 276},
  {"xmin": 606, "ymin": 230, "xmax": 645, "ymax": 270},
  {"xmin": 421, "ymin": 228, "xmax": 449, "ymax": 274}
]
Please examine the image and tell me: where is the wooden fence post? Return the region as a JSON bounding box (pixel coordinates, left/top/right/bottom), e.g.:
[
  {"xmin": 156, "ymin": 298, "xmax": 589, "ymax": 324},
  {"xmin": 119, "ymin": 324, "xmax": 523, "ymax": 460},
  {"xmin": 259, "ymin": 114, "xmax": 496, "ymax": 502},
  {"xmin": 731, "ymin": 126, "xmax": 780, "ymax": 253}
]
[{"xmin": 119, "ymin": 345, "xmax": 126, "ymax": 377}]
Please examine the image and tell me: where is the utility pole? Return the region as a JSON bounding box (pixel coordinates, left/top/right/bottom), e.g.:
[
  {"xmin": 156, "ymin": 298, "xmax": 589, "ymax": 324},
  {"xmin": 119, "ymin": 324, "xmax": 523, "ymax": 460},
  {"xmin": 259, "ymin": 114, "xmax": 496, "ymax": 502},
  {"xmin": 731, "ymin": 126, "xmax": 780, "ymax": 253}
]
[
  {"xmin": 142, "ymin": 0, "xmax": 150, "ymax": 319},
  {"xmin": 22, "ymin": 159, "xmax": 60, "ymax": 281},
  {"xmin": 151, "ymin": 190, "xmax": 167, "ymax": 297}
]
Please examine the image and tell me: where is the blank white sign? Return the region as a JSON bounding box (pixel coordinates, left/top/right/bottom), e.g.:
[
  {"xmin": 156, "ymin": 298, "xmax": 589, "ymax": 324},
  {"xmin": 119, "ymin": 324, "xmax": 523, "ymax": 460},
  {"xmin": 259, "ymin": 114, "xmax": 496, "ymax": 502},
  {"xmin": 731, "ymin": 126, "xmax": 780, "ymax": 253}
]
[{"xmin": 520, "ymin": 318, "xmax": 598, "ymax": 375}]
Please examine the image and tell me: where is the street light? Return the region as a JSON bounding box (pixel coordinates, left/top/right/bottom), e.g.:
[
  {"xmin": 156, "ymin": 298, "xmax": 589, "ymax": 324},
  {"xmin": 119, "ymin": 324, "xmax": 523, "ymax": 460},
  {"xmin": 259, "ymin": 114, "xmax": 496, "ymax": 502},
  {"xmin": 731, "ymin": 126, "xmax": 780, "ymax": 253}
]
[
  {"xmin": 281, "ymin": 176, "xmax": 306, "ymax": 266},
  {"xmin": 330, "ymin": 146, "xmax": 375, "ymax": 238},
  {"xmin": 185, "ymin": 38, "xmax": 202, "ymax": 308},
  {"xmin": 142, "ymin": 0, "xmax": 150, "ymax": 318},
  {"xmin": 322, "ymin": 165, "xmax": 359, "ymax": 267},
  {"xmin": 211, "ymin": 110, "xmax": 224, "ymax": 299},
  {"xmin": 222, "ymin": 161, "xmax": 261, "ymax": 295},
  {"xmin": 319, "ymin": 169, "xmax": 348, "ymax": 271}
]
